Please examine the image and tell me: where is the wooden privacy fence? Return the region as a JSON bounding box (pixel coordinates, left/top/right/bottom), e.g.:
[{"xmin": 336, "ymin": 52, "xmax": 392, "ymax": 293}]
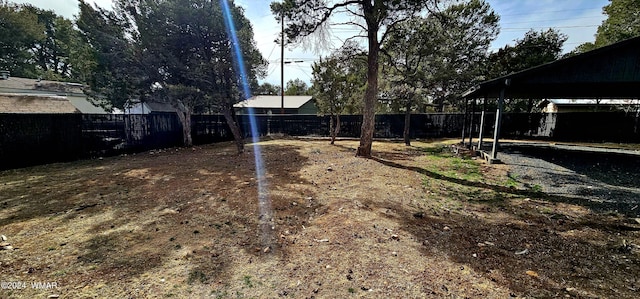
[
  {"xmin": 0, "ymin": 114, "xmax": 82, "ymax": 169},
  {"xmin": 0, "ymin": 113, "xmax": 185, "ymax": 169},
  {"xmin": 1, "ymin": 112, "xmax": 640, "ymax": 169},
  {"xmin": 246, "ymin": 114, "xmax": 468, "ymax": 138},
  {"xmin": 82, "ymin": 113, "xmax": 184, "ymax": 157}
]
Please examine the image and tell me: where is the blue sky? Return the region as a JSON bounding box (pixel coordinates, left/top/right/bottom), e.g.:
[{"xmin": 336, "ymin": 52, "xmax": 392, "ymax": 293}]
[{"xmin": 14, "ymin": 0, "xmax": 610, "ymax": 85}]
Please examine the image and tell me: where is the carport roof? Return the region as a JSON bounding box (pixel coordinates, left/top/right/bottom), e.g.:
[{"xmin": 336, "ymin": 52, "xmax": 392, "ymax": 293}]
[{"xmin": 463, "ymin": 35, "xmax": 640, "ymax": 99}]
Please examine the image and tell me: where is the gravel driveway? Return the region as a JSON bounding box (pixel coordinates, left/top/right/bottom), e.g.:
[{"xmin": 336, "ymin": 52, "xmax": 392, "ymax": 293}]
[{"xmin": 497, "ymin": 142, "xmax": 640, "ymax": 217}]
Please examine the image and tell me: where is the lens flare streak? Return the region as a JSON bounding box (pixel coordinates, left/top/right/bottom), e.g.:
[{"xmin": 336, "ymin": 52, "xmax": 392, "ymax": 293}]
[{"xmin": 220, "ymin": 0, "xmax": 273, "ymax": 248}]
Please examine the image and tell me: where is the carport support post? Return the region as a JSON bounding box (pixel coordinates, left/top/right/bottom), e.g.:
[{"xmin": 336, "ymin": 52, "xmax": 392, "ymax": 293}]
[
  {"xmin": 477, "ymin": 96, "xmax": 487, "ymax": 150},
  {"xmin": 477, "ymin": 111, "xmax": 485, "ymax": 150},
  {"xmin": 490, "ymin": 88, "xmax": 505, "ymax": 161},
  {"xmin": 461, "ymin": 98, "xmax": 468, "ymax": 144},
  {"xmin": 468, "ymin": 98, "xmax": 475, "ymax": 149}
]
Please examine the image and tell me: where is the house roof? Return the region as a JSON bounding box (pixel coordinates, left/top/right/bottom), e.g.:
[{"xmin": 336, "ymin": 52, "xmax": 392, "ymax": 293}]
[
  {"xmin": 0, "ymin": 76, "xmax": 84, "ymax": 95},
  {"xmin": 463, "ymin": 35, "xmax": 640, "ymax": 99},
  {"xmin": 68, "ymin": 97, "xmax": 110, "ymax": 114},
  {"xmin": 547, "ymin": 99, "xmax": 640, "ymax": 106},
  {"xmin": 537, "ymin": 99, "xmax": 640, "ymax": 108},
  {"xmin": 234, "ymin": 95, "xmax": 313, "ymax": 109},
  {"xmin": 0, "ymin": 76, "xmax": 110, "ymax": 113},
  {"xmin": 0, "ymin": 94, "xmax": 80, "ymax": 113},
  {"xmin": 123, "ymin": 101, "xmax": 177, "ymax": 114},
  {"xmin": 145, "ymin": 102, "xmax": 176, "ymax": 112}
]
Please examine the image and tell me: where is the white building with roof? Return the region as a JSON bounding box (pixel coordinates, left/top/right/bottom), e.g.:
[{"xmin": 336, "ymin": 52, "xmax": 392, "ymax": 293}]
[
  {"xmin": 234, "ymin": 95, "xmax": 317, "ymax": 115},
  {"xmin": 539, "ymin": 99, "xmax": 640, "ymax": 113}
]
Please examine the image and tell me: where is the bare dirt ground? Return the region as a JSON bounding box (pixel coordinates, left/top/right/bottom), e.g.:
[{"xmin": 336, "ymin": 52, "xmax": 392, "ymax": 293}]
[{"xmin": 1, "ymin": 138, "xmax": 639, "ymax": 298}]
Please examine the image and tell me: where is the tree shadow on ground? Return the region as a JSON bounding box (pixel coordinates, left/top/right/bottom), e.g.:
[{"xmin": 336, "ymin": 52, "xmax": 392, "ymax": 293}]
[
  {"xmin": 331, "ymin": 142, "xmax": 433, "ymax": 161},
  {"xmin": 0, "ymin": 159, "xmax": 135, "ymax": 227},
  {"xmin": 381, "ymin": 198, "xmax": 639, "ymax": 298},
  {"xmin": 0, "ymin": 142, "xmax": 320, "ymax": 296},
  {"xmin": 368, "ymin": 152, "xmax": 640, "ymax": 298},
  {"xmin": 76, "ymin": 142, "xmax": 320, "ymax": 287},
  {"xmin": 371, "ymin": 154, "xmax": 640, "ymax": 217}
]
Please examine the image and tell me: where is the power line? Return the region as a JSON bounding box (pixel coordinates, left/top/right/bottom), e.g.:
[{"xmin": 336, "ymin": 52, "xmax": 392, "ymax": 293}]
[
  {"xmin": 488, "ymin": 40, "xmax": 593, "ymax": 51},
  {"xmin": 266, "ymin": 44, "xmax": 277, "ymax": 61},
  {"xmin": 292, "ymin": 64, "xmax": 313, "ymax": 80},
  {"xmin": 282, "ymin": 57, "xmax": 317, "ymax": 61},
  {"xmin": 501, "ymin": 24, "xmax": 599, "ymax": 31},
  {"xmin": 500, "ymin": 15, "xmax": 603, "ymax": 25},
  {"xmin": 264, "ymin": 61, "xmax": 282, "ymax": 78},
  {"xmin": 496, "ymin": 6, "xmax": 604, "ymax": 18}
]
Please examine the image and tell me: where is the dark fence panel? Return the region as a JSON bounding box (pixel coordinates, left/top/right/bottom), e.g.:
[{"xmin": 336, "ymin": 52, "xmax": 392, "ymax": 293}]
[
  {"xmin": 500, "ymin": 113, "xmax": 545, "ymax": 138},
  {"xmin": 335, "ymin": 115, "xmax": 364, "ymax": 137},
  {"xmin": 256, "ymin": 114, "xmax": 468, "ymax": 139},
  {"xmin": 470, "ymin": 112, "xmax": 538, "ymax": 140},
  {"xmin": 0, "ymin": 114, "xmax": 82, "ymax": 169},
  {"xmin": 550, "ymin": 112, "xmax": 640, "ymax": 142},
  {"xmin": 81, "ymin": 114, "xmax": 125, "ymax": 157},
  {"xmin": 144, "ymin": 113, "xmax": 183, "ymax": 150},
  {"xmin": 81, "ymin": 113, "xmax": 182, "ymax": 157},
  {"xmin": 3, "ymin": 111, "xmax": 640, "ymax": 170},
  {"xmin": 473, "ymin": 112, "xmax": 640, "ymax": 143},
  {"xmin": 192, "ymin": 114, "xmax": 235, "ymax": 144}
]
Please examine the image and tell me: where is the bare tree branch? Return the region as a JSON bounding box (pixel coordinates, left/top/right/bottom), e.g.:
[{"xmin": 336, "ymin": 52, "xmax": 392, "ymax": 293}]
[
  {"xmin": 285, "ymin": 0, "xmax": 362, "ymax": 39},
  {"xmin": 345, "ymin": 6, "xmax": 365, "ymax": 18},
  {"xmin": 330, "ymin": 21, "xmax": 367, "ymax": 31},
  {"xmin": 343, "ymin": 34, "xmax": 367, "ymax": 44}
]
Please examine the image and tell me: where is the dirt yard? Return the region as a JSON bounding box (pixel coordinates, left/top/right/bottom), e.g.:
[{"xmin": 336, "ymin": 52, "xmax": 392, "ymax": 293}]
[{"xmin": 1, "ymin": 138, "xmax": 639, "ymax": 298}]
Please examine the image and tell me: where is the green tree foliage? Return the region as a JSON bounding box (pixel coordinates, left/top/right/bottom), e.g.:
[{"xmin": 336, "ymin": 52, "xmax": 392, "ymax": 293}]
[
  {"xmin": 0, "ymin": 2, "xmax": 92, "ymax": 81},
  {"xmin": 284, "ymin": 78, "xmax": 309, "ymax": 95},
  {"xmin": 486, "ymin": 28, "xmax": 567, "ymax": 78},
  {"xmin": 569, "ymin": 41, "xmax": 597, "ymax": 55},
  {"xmin": 0, "ymin": 2, "xmax": 42, "ymax": 77},
  {"xmin": 427, "ymin": 0, "xmax": 499, "ymax": 112},
  {"xmin": 380, "ymin": 15, "xmax": 436, "ymax": 144},
  {"xmin": 23, "ymin": 6, "xmax": 81, "ymax": 80},
  {"xmin": 271, "ymin": 0, "xmax": 439, "ymax": 157},
  {"xmin": 571, "ymin": 0, "xmax": 640, "ymax": 54},
  {"xmin": 485, "ymin": 29, "xmax": 566, "ymax": 112},
  {"xmin": 77, "ymin": 0, "xmax": 140, "ymax": 110},
  {"xmin": 255, "ymin": 82, "xmax": 280, "ymax": 95},
  {"xmin": 311, "ymin": 42, "xmax": 366, "ymax": 144},
  {"xmin": 595, "ymin": 0, "xmax": 640, "ymax": 47},
  {"xmin": 78, "ymin": 0, "xmax": 266, "ymax": 151},
  {"xmin": 312, "ymin": 57, "xmax": 343, "ymax": 144},
  {"xmin": 381, "ymin": 0, "xmax": 499, "ymax": 144}
]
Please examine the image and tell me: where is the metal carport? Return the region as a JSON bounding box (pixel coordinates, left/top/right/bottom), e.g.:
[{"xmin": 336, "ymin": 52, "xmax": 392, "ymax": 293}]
[{"xmin": 462, "ymin": 35, "xmax": 640, "ymax": 163}]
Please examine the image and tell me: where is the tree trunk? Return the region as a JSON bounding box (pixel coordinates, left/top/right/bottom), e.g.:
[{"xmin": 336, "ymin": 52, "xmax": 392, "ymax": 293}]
[
  {"xmin": 174, "ymin": 103, "xmax": 193, "ymax": 147},
  {"xmin": 335, "ymin": 113, "xmax": 341, "ymax": 140},
  {"xmin": 404, "ymin": 102, "xmax": 411, "ymax": 146},
  {"xmin": 356, "ymin": 19, "xmax": 379, "ymax": 158},
  {"xmin": 222, "ymin": 105, "xmax": 244, "ymax": 154},
  {"xmin": 329, "ymin": 114, "xmax": 336, "ymax": 145},
  {"xmin": 330, "ymin": 114, "xmax": 341, "ymax": 145},
  {"xmin": 329, "ymin": 113, "xmax": 335, "ymax": 145}
]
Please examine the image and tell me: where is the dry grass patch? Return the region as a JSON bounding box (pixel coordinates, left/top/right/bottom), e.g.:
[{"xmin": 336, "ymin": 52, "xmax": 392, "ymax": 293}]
[{"xmin": 0, "ymin": 138, "xmax": 638, "ymax": 298}]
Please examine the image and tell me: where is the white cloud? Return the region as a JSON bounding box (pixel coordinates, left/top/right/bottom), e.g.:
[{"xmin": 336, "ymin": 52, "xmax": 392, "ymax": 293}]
[{"xmin": 12, "ymin": 0, "xmax": 112, "ymax": 19}]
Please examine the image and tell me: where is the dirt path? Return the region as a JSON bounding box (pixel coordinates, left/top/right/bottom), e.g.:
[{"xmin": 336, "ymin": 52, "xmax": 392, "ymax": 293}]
[{"xmin": 0, "ymin": 139, "xmax": 638, "ymax": 298}]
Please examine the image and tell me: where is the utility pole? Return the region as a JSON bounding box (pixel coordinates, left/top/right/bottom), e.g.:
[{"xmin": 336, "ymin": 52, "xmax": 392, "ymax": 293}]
[{"xmin": 280, "ymin": 13, "xmax": 285, "ymax": 115}]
